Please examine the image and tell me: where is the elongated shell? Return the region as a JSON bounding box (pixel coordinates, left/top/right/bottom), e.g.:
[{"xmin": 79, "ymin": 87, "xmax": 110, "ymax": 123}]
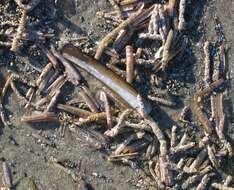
[{"xmin": 61, "ymin": 44, "xmax": 151, "ymax": 117}]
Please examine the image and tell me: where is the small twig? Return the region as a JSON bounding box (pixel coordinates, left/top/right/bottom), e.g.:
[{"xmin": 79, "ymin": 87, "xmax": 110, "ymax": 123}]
[
  {"xmin": 145, "ymin": 116, "xmax": 172, "ymax": 186},
  {"xmin": 188, "ymin": 148, "xmax": 207, "ymax": 173},
  {"xmin": 212, "ymin": 43, "xmax": 226, "ymax": 81},
  {"xmin": 148, "ymin": 161, "xmax": 165, "ymax": 189},
  {"xmin": 139, "ymin": 32, "xmax": 161, "ymax": 40},
  {"xmin": 125, "ymin": 45, "xmax": 135, "ymax": 84},
  {"xmin": 36, "ymin": 62, "xmax": 53, "ymax": 86},
  {"xmin": 149, "ymin": 5, "xmax": 160, "ymax": 35},
  {"xmin": 170, "ymin": 125, "xmax": 177, "ymax": 147},
  {"xmin": 95, "ymin": 4, "xmax": 145, "ymax": 60},
  {"xmin": 166, "ymin": 0, "xmax": 177, "ymax": 18},
  {"xmin": 114, "ymin": 132, "xmax": 144, "ymax": 155},
  {"xmin": 145, "ymin": 139, "xmax": 158, "ymax": 159},
  {"xmin": 171, "ymin": 142, "xmax": 196, "ymax": 154},
  {"xmin": 203, "ymin": 41, "xmax": 211, "ymax": 87},
  {"xmin": 124, "ymin": 121, "xmax": 152, "ymax": 132},
  {"xmin": 96, "ymin": 11, "xmax": 122, "ymax": 23},
  {"xmin": 107, "ymin": 152, "xmax": 138, "ymax": 161},
  {"xmin": 207, "ymin": 144, "xmax": 219, "ymax": 169},
  {"xmin": 0, "ymin": 74, "xmax": 14, "ymax": 127},
  {"xmin": 52, "ymin": 48, "xmax": 81, "ymax": 85},
  {"xmin": 46, "ymin": 75, "xmax": 66, "ymax": 96},
  {"xmin": 75, "ymin": 112, "xmax": 107, "ymax": 126},
  {"xmin": 0, "ymin": 103, "xmax": 11, "ymax": 128},
  {"xmin": 104, "ymin": 109, "xmax": 131, "ymax": 137},
  {"xmin": 46, "ymin": 89, "xmax": 61, "ymax": 112},
  {"xmin": 2, "ymin": 160, "xmax": 13, "ymax": 190},
  {"xmin": 161, "ymin": 29, "xmax": 173, "ymax": 71},
  {"xmin": 148, "ymin": 95, "xmax": 175, "ymax": 107},
  {"xmin": 79, "ymin": 86, "xmax": 99, "ymax": 113},
  {"xmin": 11, "ymin": 9, "xmax": 27, "ymax": 52},
  {"xmin": 108, "ymin": 0, "xmax": 123, "ymax": 19},
  {"xmin": 178, "ymin": 0, "xmax": 186, "ymax": 31},
  {"xmin": 196, "ymin": 174, "xmax": 211, "ymax": 190},
  {"xmin": 57, "ymin": 103, "xmax": 92, "ymax": 118},
  {"xmin": 212, "ymin": 183, "xmax": 234, "ymax": 190},
  {"xmin": 25, "ymin": 87, "xmax": 35, "ymax": 108},
  {"xmin": 21, "ymin": 112, "xmax": 58, "ymax": 123},
  {"xmin": 177, "ymin": 158, "xmax": 186, "ymax": 170},
  {"xmin": 178, "ymin": 132, "xmax": 188, "ymax": 146},
  {"xmin": 194, "ymin": 78, "xmax": 224, "ymax": 134},
  {"xmin": 114, "ymin": 29, "xmax": 134, "ymax": 52},
  {"xmin": 178, "ymin": 106, "xmax": 190, "ymax": 123},
  {"xmin": 181, "ymin": 174, "xmax": 202, "ymax": 190},
  {"xmin": 224, "ymin": 175, "xmax": 233, "ymax": 187},
  {"xmin": 158, "ymin": 4, "xmax": 168, "ymax": 40},
  {"xmin": 139, "ymin": 5, "xmax": 162, "ymax": 41},
  {"xmin": 37, "ymin": 44, "xmax": 59, "ymax": 69},
  {"xmin": 100, "ymin": 91, "xmax": 113, "ymax": 129},
  {"xmin": 0, "ymin": 41, "xmax": 11, "ymax": 48}
]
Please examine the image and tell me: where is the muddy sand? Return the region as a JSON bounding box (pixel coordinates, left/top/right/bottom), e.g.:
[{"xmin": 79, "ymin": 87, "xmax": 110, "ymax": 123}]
[{"xmin": 0, "ymin": 0, "xmax": 234, "ymax": 190}]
